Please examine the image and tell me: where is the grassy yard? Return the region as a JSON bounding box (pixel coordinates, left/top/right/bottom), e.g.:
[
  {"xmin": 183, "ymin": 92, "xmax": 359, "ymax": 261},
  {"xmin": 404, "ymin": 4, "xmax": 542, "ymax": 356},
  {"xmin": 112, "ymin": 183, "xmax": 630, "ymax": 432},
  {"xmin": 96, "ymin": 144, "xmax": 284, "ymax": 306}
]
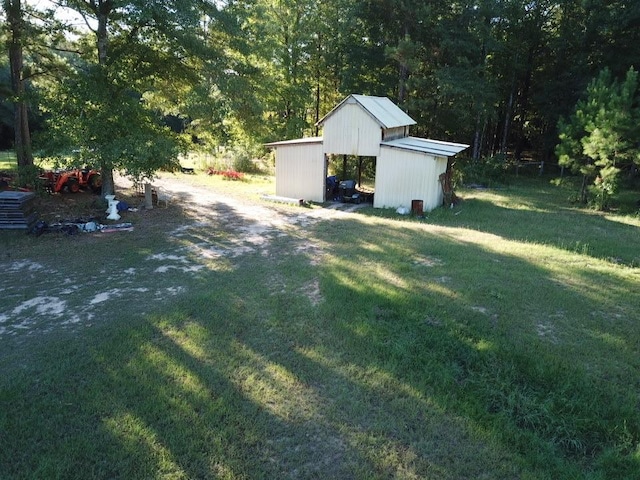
[
  {"xmin": 1, "ymin": 173, "xmax": 639, "ymax": 479},
  {"xmin": 0, "ymin": 151, "xmax": 17, "ymax": 171}
]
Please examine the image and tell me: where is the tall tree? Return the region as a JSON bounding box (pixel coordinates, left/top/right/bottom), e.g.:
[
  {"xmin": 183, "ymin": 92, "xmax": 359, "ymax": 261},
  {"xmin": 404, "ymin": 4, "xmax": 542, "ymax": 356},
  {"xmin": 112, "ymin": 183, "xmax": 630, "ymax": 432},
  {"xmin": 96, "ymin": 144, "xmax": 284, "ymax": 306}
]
[
  {"xmin": 252, "ymin": 0, "xmax": 317, "ymax": 139},
  {"xmin": 2, "ymin": 0, "xmax": 33, "ymax": 167},
  {"xmin": 426, "ymin": 1, "xmax": 499, "ymax": 150},
  {"xmin": 39, "ymin": 0, "xmax": 218, "ymax": 196}
]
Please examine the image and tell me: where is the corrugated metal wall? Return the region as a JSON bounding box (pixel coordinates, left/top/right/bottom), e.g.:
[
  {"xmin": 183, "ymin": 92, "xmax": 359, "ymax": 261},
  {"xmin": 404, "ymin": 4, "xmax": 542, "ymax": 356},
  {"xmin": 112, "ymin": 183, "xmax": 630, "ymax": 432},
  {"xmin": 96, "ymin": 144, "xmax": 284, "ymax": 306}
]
[
  {"xmin": 374, "ymin": 147, "xmax": 448, "ymax": 211},
  {"xmin": 322, "ymin": 104, "xmax": 382, "ymax": 156},
  {"xmin": 382, "ymin": 126, "xmax": 406, "ymax": 141},
  {"xmin": 275, "ymin": 143, "xmax": 326, "ymax": 202}
]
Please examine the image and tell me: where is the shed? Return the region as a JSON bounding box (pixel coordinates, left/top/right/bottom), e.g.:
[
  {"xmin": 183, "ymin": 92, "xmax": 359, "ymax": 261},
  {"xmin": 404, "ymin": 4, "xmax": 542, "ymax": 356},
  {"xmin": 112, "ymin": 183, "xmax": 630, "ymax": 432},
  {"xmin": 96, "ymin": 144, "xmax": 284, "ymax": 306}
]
[
  {"xmin": 317, "ymin": 94, "xmax": 416, "ymax": 155},
  {"xmin": 266, "ymin": 94, "xmax": 469, "ymax": 211},
  {"xmin": 376, "ymin": 137, "xmax": 468, "ymax": 211},
  {"xmin": 263, "ymin": 137, "xmax": 325, "ymax": 202}
]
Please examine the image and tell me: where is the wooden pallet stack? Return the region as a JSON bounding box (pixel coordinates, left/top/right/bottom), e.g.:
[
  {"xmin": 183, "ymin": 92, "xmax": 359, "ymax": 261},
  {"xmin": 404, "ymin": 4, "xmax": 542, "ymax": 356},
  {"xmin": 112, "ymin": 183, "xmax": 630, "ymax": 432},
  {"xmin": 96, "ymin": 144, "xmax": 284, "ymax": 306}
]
[{"xmin": 0, "ymin": 191, "xmax": 38, "ymax": 230}]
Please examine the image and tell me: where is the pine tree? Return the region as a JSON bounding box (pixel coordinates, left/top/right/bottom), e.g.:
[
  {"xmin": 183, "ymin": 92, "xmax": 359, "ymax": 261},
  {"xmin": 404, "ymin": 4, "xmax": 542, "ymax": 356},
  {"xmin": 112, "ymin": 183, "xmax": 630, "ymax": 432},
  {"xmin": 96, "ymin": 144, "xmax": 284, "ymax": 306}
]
[{"xmin": 556, "ymin": 67, "xmax": 640, "ymax": 208}]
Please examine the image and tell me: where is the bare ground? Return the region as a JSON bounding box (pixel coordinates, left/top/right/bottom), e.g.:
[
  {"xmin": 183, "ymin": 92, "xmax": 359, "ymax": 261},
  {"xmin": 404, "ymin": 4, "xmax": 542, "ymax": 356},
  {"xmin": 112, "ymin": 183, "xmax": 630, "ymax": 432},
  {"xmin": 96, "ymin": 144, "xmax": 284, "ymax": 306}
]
[{"xmin": 0, "ymin": 174, "xmax": 367, "ymax": 341}]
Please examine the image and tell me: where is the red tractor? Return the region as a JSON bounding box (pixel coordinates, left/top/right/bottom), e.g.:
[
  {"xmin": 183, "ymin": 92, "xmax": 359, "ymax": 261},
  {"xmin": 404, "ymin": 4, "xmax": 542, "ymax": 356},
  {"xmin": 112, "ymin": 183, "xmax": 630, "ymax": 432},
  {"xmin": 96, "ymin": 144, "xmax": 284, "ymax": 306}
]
[{"xmin": 40, "ymin": 167, "xmax": 102, "ymax": 194}]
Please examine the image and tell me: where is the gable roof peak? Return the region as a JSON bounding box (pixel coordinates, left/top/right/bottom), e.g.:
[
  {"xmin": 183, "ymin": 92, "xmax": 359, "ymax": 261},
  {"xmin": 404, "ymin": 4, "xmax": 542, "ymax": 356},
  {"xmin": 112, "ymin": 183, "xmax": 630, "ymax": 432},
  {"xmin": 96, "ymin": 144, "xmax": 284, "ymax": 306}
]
[{"xmin": 316, "ymin": 94, "xmax": 416, "ymax": 129}]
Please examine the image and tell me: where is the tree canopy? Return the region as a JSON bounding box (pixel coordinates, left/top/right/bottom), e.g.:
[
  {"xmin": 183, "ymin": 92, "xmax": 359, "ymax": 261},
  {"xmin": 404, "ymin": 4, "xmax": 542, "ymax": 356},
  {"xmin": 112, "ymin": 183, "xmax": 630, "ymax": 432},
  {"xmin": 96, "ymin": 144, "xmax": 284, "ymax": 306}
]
[{"xmin": 1, "ymin": 0, "xmax": 640, "ymax": 196}]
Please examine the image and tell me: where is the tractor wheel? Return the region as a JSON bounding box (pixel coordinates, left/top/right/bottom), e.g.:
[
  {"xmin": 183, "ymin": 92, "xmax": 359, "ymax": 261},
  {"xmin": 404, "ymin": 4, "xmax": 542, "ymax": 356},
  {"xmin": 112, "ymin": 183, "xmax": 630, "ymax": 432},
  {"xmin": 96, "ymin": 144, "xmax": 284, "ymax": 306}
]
[
  {"xmin": 66, "ymin": 178, "xmax": 80, "ymax": 193},
  {"xmin": 89, "ymin": 174, "xmax": 102, "ymax": 194}
]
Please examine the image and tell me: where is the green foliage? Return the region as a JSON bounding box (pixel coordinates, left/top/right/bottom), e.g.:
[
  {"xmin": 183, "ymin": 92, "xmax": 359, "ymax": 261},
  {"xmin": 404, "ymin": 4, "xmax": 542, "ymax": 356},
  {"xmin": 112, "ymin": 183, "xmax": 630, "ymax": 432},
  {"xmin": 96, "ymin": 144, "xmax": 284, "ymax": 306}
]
[
  {"xmin": 453, "ymin": 155, "xmax": 508, "ymax": 187},
  {"xmin": 14, "ymin": 164, "xmax": 43, "ymax": 191},
  {"xmin": 589, "ymin": 165, "xmax": 621, "ymax": 210},
  {"xmin": 0, "ymin": 150, "xmax": 16, "ymax": 170},
  {"xmin": 7, "ymin": 0, "xmax": 640, "ymax": 199},
  {"xmin": 38, "ymin": 66, "xmax": 185, "ymax": 183},
  {"xmin": 556, "ymin": 67, "xmax": 640, "ymax": 208},
  {"xmin": 228, "ymin": 144, "xmax": 272, "ymax": 174},
  {"xmin": 0, "ymin": 59, "xmax": 14, "ymax": 150},
  {"xmin": 28, "ymin": 0, "xmax": 222, "ymax": 190},
  {"xmin": 199, "ymin": 143, "xmax": 273, "ymax": 175},
  {"xmin": 326, "ymin": 154, "xmax": 376, "ymax": 183}
]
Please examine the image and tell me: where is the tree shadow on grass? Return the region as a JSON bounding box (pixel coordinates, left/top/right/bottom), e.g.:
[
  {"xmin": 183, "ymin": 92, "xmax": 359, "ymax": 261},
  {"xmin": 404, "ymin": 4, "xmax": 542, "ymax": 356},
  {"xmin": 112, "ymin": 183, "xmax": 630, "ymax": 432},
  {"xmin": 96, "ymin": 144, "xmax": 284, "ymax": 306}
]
[
  {"xmin": 1, "ymin": 193, "xmax": 639, "ymax": 479},
  {"xmin": 302, "ymin": 214, "xmax": 640, "ymax": 478}
]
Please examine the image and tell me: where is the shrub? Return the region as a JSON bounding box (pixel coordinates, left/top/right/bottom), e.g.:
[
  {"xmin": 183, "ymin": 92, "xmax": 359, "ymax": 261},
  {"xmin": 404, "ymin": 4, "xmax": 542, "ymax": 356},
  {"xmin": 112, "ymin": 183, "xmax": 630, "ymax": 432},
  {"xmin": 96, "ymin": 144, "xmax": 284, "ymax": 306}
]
[
  {"xmin": 199, "ymin": 144, "xmax": 274, "ymax": 175},
  {"xmin": 454, "ymin": 155, "xmax": 509, "ymax": 187},
  {"xmin": 206, "ymin": 168, "xmax": 245, "ymax": 181},
  {"xmin": 588, "ymin": 166, "xmax": 621, "ymax": 211},
  {"xmin": 15, "ymin": 165, "xmax": 47, "ymax": 192}
]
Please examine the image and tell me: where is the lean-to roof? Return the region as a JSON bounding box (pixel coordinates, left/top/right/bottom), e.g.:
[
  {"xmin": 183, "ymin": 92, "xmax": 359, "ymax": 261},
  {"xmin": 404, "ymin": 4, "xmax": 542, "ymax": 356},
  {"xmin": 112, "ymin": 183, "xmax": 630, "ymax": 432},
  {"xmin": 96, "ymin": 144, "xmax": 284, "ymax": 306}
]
[
  {"xmin": 264, "ymin": 137, "xmax": 323, "ymax": 148},
  {"xmin": 381, "ymin": 137, "xmax": 469, "ymax": 157}
]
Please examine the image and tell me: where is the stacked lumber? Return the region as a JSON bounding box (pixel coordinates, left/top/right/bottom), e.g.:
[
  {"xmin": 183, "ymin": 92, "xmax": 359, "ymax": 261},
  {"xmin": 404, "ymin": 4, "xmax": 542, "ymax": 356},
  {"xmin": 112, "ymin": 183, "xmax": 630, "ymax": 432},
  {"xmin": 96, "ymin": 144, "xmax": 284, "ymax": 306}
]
[{"xmin": 0, "ymin": 191, "xmax": 38, "ymax": 230}]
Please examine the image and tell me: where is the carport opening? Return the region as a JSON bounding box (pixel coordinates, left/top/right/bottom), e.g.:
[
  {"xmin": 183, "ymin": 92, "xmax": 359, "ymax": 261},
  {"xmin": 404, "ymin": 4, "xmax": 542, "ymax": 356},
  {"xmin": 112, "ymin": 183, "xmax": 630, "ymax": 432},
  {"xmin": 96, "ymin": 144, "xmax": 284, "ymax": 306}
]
[{"xmin": 325, "ymin": 154, "xmax": 376, "ymax": 204}]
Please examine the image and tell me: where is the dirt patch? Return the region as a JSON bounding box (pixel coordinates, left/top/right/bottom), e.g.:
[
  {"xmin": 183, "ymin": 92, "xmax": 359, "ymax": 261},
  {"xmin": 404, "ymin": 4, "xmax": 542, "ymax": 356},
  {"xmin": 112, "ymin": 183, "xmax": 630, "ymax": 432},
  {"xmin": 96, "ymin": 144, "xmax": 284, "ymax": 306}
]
[
  {"xmin": 0, "ymin": 174, "xmax": 360, "ymax": 340},
  {"xmin": 536, "ymin": 322, "xmax": 559, "ymax": 343},
  {"xmin": 412, "ymin": 255, "xmax": 443, "ymax": 267},
  {"xmin": 300, "ymin": 278, "xmax": 322, "ymax": 306}
]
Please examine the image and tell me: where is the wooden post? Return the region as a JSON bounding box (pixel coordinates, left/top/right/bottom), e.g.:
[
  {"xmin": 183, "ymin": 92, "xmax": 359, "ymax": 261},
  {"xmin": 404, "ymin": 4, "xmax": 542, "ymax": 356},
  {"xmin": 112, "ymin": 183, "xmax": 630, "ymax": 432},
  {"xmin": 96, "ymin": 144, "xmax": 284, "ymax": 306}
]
[
  {"xmin": 342, "ymin": 155, "xmax": 347, "ymax": 180},
  {"xmin": 144, "ymin": 183, "xmax": 153, "ymax": 209}
]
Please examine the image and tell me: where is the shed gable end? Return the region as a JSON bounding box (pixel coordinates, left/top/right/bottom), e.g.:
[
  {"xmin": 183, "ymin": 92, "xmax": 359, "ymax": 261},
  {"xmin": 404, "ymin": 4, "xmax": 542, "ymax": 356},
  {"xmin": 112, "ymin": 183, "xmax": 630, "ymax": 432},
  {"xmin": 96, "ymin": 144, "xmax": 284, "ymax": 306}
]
[{"xmin": 321, "ymin": 103, "xmax": 382, "ymax": 156}]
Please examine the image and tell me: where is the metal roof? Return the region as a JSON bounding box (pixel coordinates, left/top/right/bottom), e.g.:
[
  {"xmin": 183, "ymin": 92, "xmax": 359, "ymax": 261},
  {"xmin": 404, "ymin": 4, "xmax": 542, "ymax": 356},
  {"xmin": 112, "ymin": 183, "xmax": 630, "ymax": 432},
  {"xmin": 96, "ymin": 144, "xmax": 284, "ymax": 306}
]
[
  {"xmin": 266, "ymin": 136, "xmax": 469, "ymax": 157},
  {"xmin": 381, "ymin": 137, "xmax": 469, "ymax": 157},
  {"xmin": 316, "ymin": 94, "xmax": 416, "ymax": 129},
  {"xmin": 264, "ymin": 136, "xmax": 323, "ymax": 148}
]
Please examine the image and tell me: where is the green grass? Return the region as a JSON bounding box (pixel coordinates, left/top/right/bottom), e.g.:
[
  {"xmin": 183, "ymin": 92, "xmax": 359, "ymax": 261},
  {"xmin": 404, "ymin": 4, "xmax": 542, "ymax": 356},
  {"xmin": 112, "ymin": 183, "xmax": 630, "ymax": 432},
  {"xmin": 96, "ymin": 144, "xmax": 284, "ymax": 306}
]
[
  {"xmin": 0, "ymin": 151, "xmax": 17, "ymax": 171},
  {"xmin": 1, "ymin": 174, "xmax": 639, "ymax": 479}
]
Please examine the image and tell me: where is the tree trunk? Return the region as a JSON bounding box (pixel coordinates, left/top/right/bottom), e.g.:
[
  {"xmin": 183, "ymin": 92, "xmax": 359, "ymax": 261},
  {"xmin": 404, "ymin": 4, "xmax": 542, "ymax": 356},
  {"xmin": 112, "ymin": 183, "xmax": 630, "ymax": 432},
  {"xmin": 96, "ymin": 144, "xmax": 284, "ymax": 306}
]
[
  {"xmin": 95, "ymin": 1, "xmax": 114, "ymax": 196},
  {"xmin": 500, "ymin": 53, "xmax": 518, "ymax": 157},
  {"xmin": 472, "ymin": 113, "xmax": 482, "ymax": 160},
  {"xmin": 101, "ymin": 168, "xmax": 115, "ymax": 199},
  {"xmin": 398, "ymin": 62, "xmax": 408, "ymax": 105},
  {"xmin": 397, "ymin": 26, "xmax": 410, "ymax": 105},
  {"xmin": 4, "ymin": 0, "xmax": 33, "ymax": 167},
  {"xmin": 514, "ymin": 48, "xmax": 536, "ymax": 162},
  {"xmin": 314, "ymin": 81, "xmax": 320, "ymax": 137},
  {"xmin": 500, "ymin": 88, "xmax": 514, "ymax": 157},
  {"xmin": 580, "ymin": 175, "xmax": 588, "ymax": 204},
  {"xmin": 479, "ymin": 119, "xmax": 487, "ymax": 159},
  {"xmin": 96, "ymin": 4, "xmax": 110, "ymax": 66},
  {"xmin": 314, "ymin": 34, "xmax": 321, "ymax": 137},
  {"xmin": 342, "ymin": 155, "xmax": 347, "ymax": 180}
]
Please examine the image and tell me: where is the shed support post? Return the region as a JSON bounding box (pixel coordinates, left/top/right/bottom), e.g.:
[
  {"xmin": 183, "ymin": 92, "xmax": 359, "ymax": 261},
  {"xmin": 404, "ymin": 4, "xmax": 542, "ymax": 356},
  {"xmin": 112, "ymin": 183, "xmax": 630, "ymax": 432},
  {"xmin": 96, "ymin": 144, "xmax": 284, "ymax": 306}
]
[{"xmin": 144, "ymin": 183, "xmax": 153, "ymax": 209}]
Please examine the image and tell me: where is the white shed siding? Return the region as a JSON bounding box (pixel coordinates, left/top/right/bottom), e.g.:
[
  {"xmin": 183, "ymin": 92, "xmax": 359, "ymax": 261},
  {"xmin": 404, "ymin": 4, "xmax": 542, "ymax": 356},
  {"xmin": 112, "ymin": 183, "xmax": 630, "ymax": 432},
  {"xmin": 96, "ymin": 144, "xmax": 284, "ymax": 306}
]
[
  {"xmin": 374, "ymin": 146, "xmax": 449, "ymax": 211},
  {"xmin": 275, "ymin": 143, "xmax": 325, "ymax": 202},
  {"xmin": 318, "ymin": 95, "xmax": 416, "ymax": 129},
  {"xmin": 321, "ymin": 103, "xmax": 382, "ymax": 156}
]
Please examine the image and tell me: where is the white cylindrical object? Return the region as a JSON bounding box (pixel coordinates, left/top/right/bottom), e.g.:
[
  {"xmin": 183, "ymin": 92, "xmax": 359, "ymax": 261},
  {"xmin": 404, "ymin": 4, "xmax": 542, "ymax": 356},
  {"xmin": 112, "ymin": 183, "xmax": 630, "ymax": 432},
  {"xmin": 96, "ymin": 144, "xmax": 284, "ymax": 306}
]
[{"xmin": 105, "ymin": 195, "xmax": 116, "ymax": 213}]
